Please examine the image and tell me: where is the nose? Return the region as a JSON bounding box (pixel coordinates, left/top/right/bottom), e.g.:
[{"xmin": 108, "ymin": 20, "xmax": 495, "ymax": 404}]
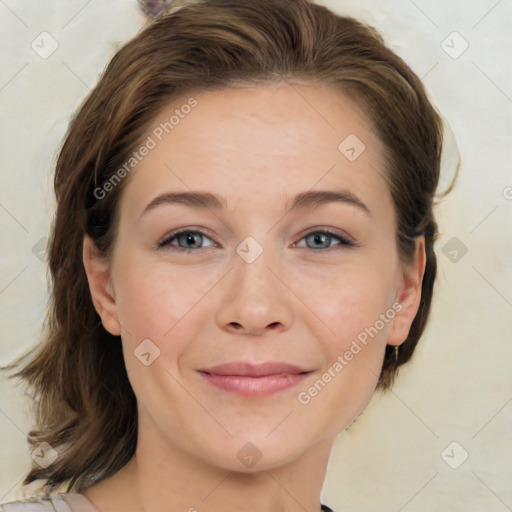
[{"xmin": 215, "ymin": 244, "xmax": 294, "ymax": 337}]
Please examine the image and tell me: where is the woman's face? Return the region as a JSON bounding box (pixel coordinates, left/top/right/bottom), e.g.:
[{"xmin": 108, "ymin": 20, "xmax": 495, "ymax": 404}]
[{"xmin": 85, "ymin": 82, "xmax": 423, "ymax": 471}]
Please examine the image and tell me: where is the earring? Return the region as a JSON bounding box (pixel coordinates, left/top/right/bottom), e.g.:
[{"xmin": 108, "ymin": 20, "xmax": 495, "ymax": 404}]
[{"xmin": 394, "ymin": 345, "xmax": 399, "ymax": 364}]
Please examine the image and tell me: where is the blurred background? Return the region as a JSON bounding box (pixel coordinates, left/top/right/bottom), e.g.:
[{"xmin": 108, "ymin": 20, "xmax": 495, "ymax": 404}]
[{"xmin": 0, "ymin": 1, "xmax": 511, "ymax": 510}]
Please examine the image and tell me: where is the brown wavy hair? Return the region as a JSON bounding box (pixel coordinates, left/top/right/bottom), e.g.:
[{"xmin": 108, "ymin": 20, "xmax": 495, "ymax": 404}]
[{"xmin": 2, "ymin": 0, "xmax": 448, "ymax": 496}]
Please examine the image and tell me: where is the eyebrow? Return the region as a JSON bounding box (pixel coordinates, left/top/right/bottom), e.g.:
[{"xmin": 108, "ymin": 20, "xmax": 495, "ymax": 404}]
[
  {"xmin": 139, "ymin": 191, "xmax": 227, "ymax": 219},
  {"xmin": 139, "ymin": 189, "xmax": 371, "ymax": 219},
  {"xmin": 286, "ymin": 190, "xmax": 371, "ymax": 216}
]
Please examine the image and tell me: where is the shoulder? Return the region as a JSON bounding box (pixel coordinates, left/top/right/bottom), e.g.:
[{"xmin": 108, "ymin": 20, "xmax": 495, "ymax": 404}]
[
  {"xmin": 0, "ymin": 493, "xmax": 93, "ymax": 512},
  {"xmin": 0, "ymin": 496, "xmax": 56, "ymax": 512}
]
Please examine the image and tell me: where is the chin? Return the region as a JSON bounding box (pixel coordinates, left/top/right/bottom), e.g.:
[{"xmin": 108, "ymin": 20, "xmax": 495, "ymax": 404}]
[{"xmin": 197, "ymin": 426, "xmax": 319, "ymax": 473}]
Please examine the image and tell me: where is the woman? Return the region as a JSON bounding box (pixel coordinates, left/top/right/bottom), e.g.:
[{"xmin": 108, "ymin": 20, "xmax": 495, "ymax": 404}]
[{"xmin": 1, "ymin": 0, "xmax": 449, "ymax": 510}]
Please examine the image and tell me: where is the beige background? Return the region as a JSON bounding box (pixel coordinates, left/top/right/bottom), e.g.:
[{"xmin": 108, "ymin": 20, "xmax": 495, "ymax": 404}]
[{"xmin": 1, "ymin": 1, "xmax": 511, "ymax": 510}]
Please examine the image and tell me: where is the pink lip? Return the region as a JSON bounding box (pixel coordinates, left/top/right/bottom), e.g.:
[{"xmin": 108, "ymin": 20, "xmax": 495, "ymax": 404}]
[{"xmin": 198, "ymin": 362, "xmax": 312, "ymax": 397}]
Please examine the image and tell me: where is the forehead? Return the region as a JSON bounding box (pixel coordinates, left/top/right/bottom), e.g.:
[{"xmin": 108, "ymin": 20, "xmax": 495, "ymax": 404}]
[{"xmin": 119, "ymin": 82, "xmax": 392, "ymax": 219}]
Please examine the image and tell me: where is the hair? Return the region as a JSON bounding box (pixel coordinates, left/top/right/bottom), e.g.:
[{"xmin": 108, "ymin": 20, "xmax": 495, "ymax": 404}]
[{"xmin": 2, "ymin": 0, "xmax": 449, "ymax": 496}]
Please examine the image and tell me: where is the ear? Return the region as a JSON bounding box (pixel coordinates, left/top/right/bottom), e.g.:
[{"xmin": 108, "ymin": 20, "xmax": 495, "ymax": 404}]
[
  {"xmin": 82, "ymin": 235, "xmax": 121, "ymax": 336},
  {"xmin": 387, "ymin": 236, "xmax": 426, "ymax": 346}
]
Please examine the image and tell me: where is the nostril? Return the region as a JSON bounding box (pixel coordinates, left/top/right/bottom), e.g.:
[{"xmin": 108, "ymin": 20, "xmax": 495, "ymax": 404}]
[{"xmin": 225, "ymin": 322, "xmax": 281, "ymax": 333}]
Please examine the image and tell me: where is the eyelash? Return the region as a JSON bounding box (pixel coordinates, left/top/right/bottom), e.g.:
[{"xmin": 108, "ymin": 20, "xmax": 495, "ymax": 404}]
[{"xmin": 157, "ymin": 228, "xmax": 358, "ymax": 254}]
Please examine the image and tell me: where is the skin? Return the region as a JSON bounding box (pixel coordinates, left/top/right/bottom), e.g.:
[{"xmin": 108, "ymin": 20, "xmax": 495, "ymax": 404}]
[{"xmin": 82, "ymin": 82, "xmax": 425, "ymax": 512}]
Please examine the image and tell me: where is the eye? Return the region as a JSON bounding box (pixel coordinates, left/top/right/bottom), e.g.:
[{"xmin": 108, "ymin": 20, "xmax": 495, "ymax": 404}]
[
  {"xmin": 295, "ymin": 229, "xmax": 356, "ymax": 250},
  {"xmin": 158, "ymin": 229, "xmax": 216, "ymax": 252},
  {"xmin": 158, "ymin": 227, "xmax": 356, "ymax": 253}
]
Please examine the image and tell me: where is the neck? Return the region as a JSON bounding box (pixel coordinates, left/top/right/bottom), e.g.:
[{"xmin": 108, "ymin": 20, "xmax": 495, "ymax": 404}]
[{"xmin": 82, "ymin": 433, "xmax": 334, "ymax": 512}]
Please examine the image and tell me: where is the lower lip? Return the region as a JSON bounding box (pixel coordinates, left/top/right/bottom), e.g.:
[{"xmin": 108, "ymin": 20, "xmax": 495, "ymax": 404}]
[{"xmin": 199, "ymin": 372, "xmax": 310, "ymax": 397}]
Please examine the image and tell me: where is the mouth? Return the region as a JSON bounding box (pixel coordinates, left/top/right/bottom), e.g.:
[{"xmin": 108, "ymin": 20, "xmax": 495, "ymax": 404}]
[{"xmin": 198, "ymin": 361, "xmax": 313, "ymax": 397}]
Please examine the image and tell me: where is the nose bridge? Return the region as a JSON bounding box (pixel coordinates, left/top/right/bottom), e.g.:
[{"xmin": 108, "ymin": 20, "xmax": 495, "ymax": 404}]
[
  {"xmin": 215, "ymin": 235, "xmax": 294, "ymax": 334},
  {"xmin": 236, "ymin": 240, "xmax": 275, "ymax": 296}
]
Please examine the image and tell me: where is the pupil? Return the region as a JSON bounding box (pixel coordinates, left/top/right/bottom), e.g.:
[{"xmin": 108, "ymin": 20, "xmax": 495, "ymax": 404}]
[
  {"xmin": 182, "ymin": 233, "xmax": 201, "ymax": 248},
  {"xmin": 312, "ymin": 234, "xmax": 328, "ymax": 248}
]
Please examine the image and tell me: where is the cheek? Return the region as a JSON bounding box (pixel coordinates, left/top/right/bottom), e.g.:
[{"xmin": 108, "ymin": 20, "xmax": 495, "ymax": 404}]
[
  {"xmin": 294, "ymin": 262, "xmax": 397, "ymax": 347},
  {"xmin": 295, "ymin": 278, "xmax": 394, "ymax": 434},
  {"xmin": 112, "ymin": 254, "xmax": 212, "ymax": 346},
  {"xmin": 112, "ymin": 258, "xmax": 211, "ymax": 403}
]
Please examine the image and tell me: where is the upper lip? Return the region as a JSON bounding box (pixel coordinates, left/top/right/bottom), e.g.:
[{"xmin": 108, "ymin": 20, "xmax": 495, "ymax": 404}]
[{"xmin": 199, "ymin": 361, "xmax": 311, "ymax": 377}]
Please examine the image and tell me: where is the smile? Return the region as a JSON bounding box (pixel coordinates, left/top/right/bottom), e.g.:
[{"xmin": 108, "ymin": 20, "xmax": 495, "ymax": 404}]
[{"xmin": 198, "ymin": 361, "xmax": 313, "ymax": 397}]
